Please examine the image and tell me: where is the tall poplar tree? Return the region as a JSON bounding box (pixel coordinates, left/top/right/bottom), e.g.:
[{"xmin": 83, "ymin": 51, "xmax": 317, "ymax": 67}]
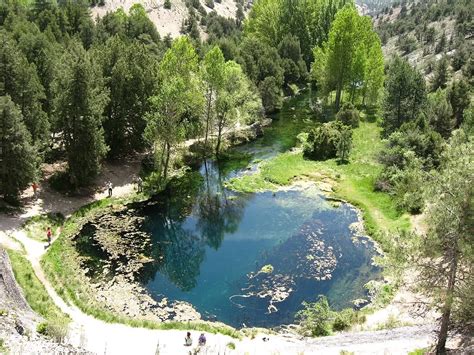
[
  {"xmin": 202, "ymin": 46, "xmax": 225, "ymax": 152},
  {"xmin": 311, "ymin": 4, "xmax": 384, "ymax": 110},
  {"xmin": 145, "ymin": 37, "xmax": 203, "ymax": 182}
]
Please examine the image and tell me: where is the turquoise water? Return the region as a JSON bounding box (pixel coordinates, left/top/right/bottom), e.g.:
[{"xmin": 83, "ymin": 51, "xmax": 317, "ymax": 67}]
[{"xmin": 139, "ymin": 93, "xmax": 381, "ymax": 328}]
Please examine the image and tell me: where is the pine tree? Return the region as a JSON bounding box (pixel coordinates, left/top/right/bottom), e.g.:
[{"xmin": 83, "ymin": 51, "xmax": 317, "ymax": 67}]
[
  {"xmin": 97, "ymin": 37, "xmax": 158, "ymax": 157},
  {"xmin": 0, "ymin": 96, "xmax": 37, "ymax": 203},
  {"xmin": 54, "ymin": 41, "xmax": 109, "ymax": 187},
  {"xmin": 431, "ymin": 56, "xmax": 449, "ymax": 91},
  {"xmin": 420, "ymin": 132, "xmax": 474, "ymax": 353},
  {"xmin": 447, "ymin": 79, "xmax": 471, "ymax": 127},
  {"xmin": 427, "ymin": 89, "xmax": 454, "ymax": 139},
  {"xmin": 0, "ymin": 33, "xmax": 49, "ymax": 148},
  {"xmin": 382, "ymin": 57, "xmax": 427, "ymax": 136}
]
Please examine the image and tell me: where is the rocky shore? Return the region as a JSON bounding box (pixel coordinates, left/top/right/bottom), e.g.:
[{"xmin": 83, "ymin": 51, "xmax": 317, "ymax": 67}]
[{"xmin": 72, "ymin": 205, "xmax": 202, "ymax": 323}]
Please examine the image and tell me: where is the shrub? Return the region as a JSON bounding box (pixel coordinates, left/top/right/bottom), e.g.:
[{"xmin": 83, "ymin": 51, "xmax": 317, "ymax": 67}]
[
  {"xmin": 332, "ymin": 308, "xmax": 366, "ymax": 331},
  {"xmin": 164, "ymin": 0, "xmax": 171, "ymax": 9},
  {"xmin": 303, "ymin": 121, "xmax": 350, "ymax": 161},
  {"xmin": 336, "ymin": 126, "xmax": 352, "ymax": 163},
  {"xmin": 227, "ymin": 342, "xmax": 236, "ymax": 349},
  {"xmin": 205, "ymin": 0, "xmax": 214, "ymax": 8},
  {"xmin": 0, "ymin": 338, "xmax": 6, "ymax": 353},
  {"xmin": 332, "ymin": 309, "xmax": 355, "ymax": 331},
  {"xmin": 296, "ymin": 296, "xmax": 332, "ymax": 336},
  {"xmin": 37, "ymin": 318, "xmax": 68, "ymax": 343},
  {"xmin": 336, "ymin": 103, "xmax": 360, "ymax": 128},
  {"xmin": 49, "ymin": 171, "xmax": 74, "ymax": 193}
]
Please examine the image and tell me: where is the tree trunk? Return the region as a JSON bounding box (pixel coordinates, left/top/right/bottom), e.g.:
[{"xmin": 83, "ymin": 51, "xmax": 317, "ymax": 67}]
[
  {"xmin": 215, "ymin": 118, "xmax": 224, "ymax": 158},
  {"xmin": 335, "ymin": 87, "xmax": 342, "ymax": 111},
  {"xmin": 350, "ymin": 84, "xmax": 356, "ymax": 104},
  {"xmin": 435, "ymin": 248, "xmax": 458, "ymax": 354},
  {"xmin": 163, "ymin": 142, "xmax": 171, "ymax": 182},
  {"xmin": 204, "ymin": 87, "xmax": 213, "ymax": 153}
]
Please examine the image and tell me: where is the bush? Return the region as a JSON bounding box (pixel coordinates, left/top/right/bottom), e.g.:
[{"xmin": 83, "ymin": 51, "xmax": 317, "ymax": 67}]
[
  {"xmin": 303, "ymin": 121, "xmax": 351, "ymax": 161},
  {"xmin": 205, "ymin": 0, "xmax": 214, "ymax": 8},
  {"xmin": 164, "ymin": 0, "xmax": 171, "ymax": 9},
  {"xmin": 296, "ymin": 296, "xmax": 332, "ymax": 337},
  {"xmin": 36, "ymin": 319, "xmax": 69, "ymax": 343},
  {"xmin": 336, "ymin": 126, "xmax": 352, "ymax": 163},
  {"xmin": 336, "ymin": 103, "xmax": 360, "ymax": 128},
  {"xmin": 49, "ymin": 171, "xmax": 74, "ymax": 193},
  {"xmin": 332, "ymin": 309, "xmax": 355, "ymax": 331},
  {"xmin": 332, "ymin": 308, "xmax": 366, "ymax": 331}
]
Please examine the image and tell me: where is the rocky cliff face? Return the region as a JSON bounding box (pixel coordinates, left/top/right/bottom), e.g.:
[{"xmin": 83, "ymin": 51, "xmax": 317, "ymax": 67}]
[{"xmin": 0, "ymin": 248, "xmax": 85, "ymax": 354}]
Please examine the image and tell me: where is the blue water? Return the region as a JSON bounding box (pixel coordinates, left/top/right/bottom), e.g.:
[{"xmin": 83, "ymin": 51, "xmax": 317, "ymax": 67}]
[{"xmin": 138, "ymin": 93, "xmax": 381, "ymax": 328}]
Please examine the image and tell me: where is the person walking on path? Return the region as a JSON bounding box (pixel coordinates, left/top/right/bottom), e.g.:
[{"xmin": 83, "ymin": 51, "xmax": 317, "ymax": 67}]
[
  {"xmin": 46, "ymin": 227, "xmax": 52, "ymax": 247},
  {"xmin": 137, "ymin": 177, "xmax": 143, "ymax": 193},
  {"xmin": 32, "ymin": 182, "xmax": 38, "ymax": 199},
  {"xmin": 107, "ymin": 181, "xmax": 113, "ymax": 197}
]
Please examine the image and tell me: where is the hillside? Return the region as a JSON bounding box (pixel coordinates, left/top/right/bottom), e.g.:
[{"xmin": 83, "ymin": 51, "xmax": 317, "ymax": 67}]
[
  {"xmin": 374, "ymin": 0, "xmax": 473, "ymax": 81},
  {"xmin": 91, "ymin": 0, "xmax": 245, "ymax": 38}
]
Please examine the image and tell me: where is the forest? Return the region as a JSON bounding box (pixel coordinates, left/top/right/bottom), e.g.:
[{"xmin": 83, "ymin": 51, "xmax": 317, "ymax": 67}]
[{"xmin": 0, "ymin": 0, "xmax": 472, "ymax": 353}]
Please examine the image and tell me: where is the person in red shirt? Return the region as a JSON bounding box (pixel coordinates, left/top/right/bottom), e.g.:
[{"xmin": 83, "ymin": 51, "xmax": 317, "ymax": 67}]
[{"xmin": 46, "ymin": 227, "xmax": 52, "ymax": 247}]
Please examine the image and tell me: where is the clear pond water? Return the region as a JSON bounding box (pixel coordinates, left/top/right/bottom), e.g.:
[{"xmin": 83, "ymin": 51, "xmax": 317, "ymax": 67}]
[{"xmin": 138, "ymin": 93, "xmax": 381, "ymax": 328}]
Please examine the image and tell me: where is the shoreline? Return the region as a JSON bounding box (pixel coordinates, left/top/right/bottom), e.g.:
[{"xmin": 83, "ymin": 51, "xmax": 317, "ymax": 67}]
[{"xmin": 44, "ymin": 175, "xmax": 385, "ymax": 335}]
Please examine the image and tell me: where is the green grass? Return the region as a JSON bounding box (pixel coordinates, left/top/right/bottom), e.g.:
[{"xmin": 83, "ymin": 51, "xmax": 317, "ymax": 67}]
[
  {"xmin": 0, "ymin": 338, "xmax": 7, "ymax": 354},
  {"xmin": 226, "ymin": 121, "xmax": 410, "ymax": 239},
  {"xmin": 408, "ymin": 349, "xmax": 428, "ymax": 355},
  {"xmin": 40, "ymin": 197, "xmax": 242, "ymax": 339},
  {"xmin": 22, "ymin": 213, "xmax": 65, "ymax": 242},
  {"xmin": 6, "ymin": 249, "xmax": 69, "ymax": 324}
]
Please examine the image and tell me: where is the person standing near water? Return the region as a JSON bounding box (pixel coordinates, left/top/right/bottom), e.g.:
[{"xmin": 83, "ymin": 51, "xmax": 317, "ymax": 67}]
[
  {"xmin": 184, "ymin": 332, "xmax": 192, "ymax": 346},
  {"xmin": 107, "ymin": 181, "xmax": 113, "ymax": 197},
  {"xmin": 198, "ymin": 333, "xmax": 206, "ymax": 346}
]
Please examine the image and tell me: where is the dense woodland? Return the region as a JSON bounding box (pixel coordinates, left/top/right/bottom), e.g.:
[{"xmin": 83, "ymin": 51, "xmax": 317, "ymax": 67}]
[{"xmin": 0, "ymin": 0, "xmax": 472, "ymax": 353}]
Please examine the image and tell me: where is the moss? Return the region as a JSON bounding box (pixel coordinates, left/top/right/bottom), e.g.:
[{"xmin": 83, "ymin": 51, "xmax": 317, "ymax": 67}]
[
  {"xmin": 225, "ymin": 174, "xmax": 276, "ymax": 192},
  {"xmin": 260, "ymin": 264, "xmax": 274, "ymax": 274},
  {"xmin": 217, "ymin": 151, "xmax": 252, "ymax": 176}
]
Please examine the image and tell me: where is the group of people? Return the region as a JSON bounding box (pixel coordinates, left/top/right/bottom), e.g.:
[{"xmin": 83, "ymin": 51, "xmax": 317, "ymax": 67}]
[{"xmin": 184, "ymin": 332, "xmax": 207, "ymax": 347}]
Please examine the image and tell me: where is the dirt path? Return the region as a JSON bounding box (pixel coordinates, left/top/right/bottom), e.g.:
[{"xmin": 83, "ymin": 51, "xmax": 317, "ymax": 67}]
[{"xmin": 0, "ymin": 162, "xmax": 437, "ymax": 354}]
